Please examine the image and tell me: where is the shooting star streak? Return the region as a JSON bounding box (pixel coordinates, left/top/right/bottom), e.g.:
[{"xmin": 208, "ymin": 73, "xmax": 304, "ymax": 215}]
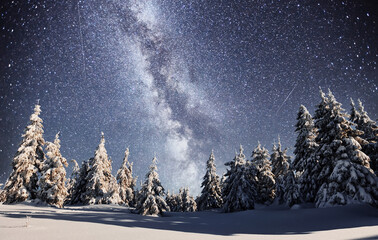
[
  {"xmin": 77, "ymin": 0, "xmax": 87, "ymax": 81},
  {"xmin": 276, "ymin": 82, "xmax": 298, "ymax": 114}
]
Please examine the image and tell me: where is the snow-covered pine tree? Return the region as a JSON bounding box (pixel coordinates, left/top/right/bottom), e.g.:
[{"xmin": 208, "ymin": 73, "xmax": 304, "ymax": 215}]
[
  {"xmin": 271, "ymin": 137, "xmax": 290, "ymax": 178},
  {"xmin": 293, "ymin": 105, "xmax": 318, "ymax": 173},
  {"xmin": 2, "ymin": 103, "xmax": 45, "ymax": 203},
  {"xmin": 297, "ymin": 88, "xmax": 329, "ymax": 203},
  {"xmin": 69, "ymin": 160, "xmax": 90, "ymax": 204},
  {"xmin": 135, "ymin": 156, "xmax": 169, "ymax": 215},
  {"xmin": 38, "ymin": 132, "xmax": 68, "ymax": 208},
  {"xmin": 351, "ymin": 99, "xmax": 378, "ymax": 175},
  {"xmin": 116, "ymin": 148, "xmax": 136, "ymax": 207},
  {"xmin": 314, "ymin": 90, "xmax": 377, "ymax": 207},
  {"xmin": 181, "ymin": 188, "xmax": 197, "ymax": 212},
  {"xmin": 197, "ymin": 151, "xmax": 223, "ymax": 210},
  {"xmin": 271, "ymin": 138, "xmax": 291, "ymax": 204},
  {"xmin": 165, "ymin": 190, "xmax": 178, "ymax": 212},
  {"xmin": 252, "ymin": 143, "xmax": 276, "ymax": 205},
  {"xmin": 283, "ymin": 170, "xmax": 301, "ymax": 207},
  {"xmin": 65, "ymin": 159, "xmax": 80, "ymax": 204},
  {"xmin": 222, "ymin": 145, "xmax": 257, "ymax": 212},
  {"xmin": 82, "ymin": 132, "xmax": 121, "ymax": 205}
]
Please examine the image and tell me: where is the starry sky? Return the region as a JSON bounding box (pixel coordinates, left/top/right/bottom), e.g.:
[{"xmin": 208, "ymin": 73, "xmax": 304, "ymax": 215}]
[{"xmin": 0, "ymin": 0, "xmax": 377, "ymax": 195}]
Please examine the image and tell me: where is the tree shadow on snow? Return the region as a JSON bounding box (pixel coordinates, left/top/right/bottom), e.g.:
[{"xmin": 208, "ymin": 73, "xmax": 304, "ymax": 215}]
[{"xmin": 2, "ymin": 204, "xmax": 378, "ymax": 236}]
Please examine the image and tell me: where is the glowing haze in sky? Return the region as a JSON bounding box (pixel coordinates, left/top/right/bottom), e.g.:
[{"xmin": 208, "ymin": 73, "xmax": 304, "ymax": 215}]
[{"xmin": 0, "ymin": 0, "xmax": 377, "ymax": 194}]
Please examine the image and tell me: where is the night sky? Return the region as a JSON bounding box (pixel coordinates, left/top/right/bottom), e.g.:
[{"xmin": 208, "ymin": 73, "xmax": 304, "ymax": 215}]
[{"xmin": 1, "ymin": 0, "xmax": 377, "ymax": 195}]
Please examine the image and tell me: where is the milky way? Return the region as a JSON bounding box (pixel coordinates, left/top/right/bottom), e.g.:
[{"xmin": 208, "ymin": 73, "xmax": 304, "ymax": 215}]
[{"xmin": 0, "ymin": 0, "xmax": 377, "ymax": 194}]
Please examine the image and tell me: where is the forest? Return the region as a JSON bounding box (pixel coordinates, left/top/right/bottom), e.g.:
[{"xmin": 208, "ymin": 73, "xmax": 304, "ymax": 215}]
[{"xmin": 0, "ymin": 88, "xmax": 377, "ymax": 215}]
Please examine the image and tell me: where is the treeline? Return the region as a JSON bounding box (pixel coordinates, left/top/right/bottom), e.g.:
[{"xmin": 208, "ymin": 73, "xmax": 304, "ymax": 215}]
[{"xmin": 0, "ymin": 88, "xmax": 377, "ymax": 215}]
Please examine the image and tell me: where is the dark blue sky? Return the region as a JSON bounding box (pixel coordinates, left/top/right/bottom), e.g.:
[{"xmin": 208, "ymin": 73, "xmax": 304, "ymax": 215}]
[{"xmin": 1, "ymin": 0, "xmax": 377, "ymax": 194}]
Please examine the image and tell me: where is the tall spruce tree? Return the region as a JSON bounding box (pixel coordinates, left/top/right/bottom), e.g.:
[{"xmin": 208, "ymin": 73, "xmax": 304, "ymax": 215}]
[
  {"xmin": 293, "ymin": 105, "xmax": 318, "ymax": 173},
  {"xmin": 38, "ymin": 132, "xmax": 68, "ymax": 208},
  {"xmin": 271, "ymin": 138, "xmax": 290, "ymax": 178},
  {"xmin": 66, "ymin": 159, "xmax": 80, "ymax": 204},
  {"xmin": 252, "ymin": 143, "xmax": 276, "ymax": 205},
  {"xmin": 271, "ymin": 138, "xmax": 291, "ymax": 204},
  {"xmin": 314, "ymin": 90, "xmax": 377, "ymax": 207},
  {"xmin": 82, "ymin": 132, "xmax": 121, "ymax": 205},
  {"xmin": 222, "ymin": 145, "xmax": 257, "ymax": 212},
  {"xmin": 135, "ymin": 156, "xmax": 169, "ymax": 215},
  {"xmin": 117, "ymin": 148, "xmax": 136, "ymax": 206},
  {"xmin": 69, "ymin": 160, "xmax": 90, "ymax": 204},
  {"xmin": 350, "ymin": 99, "xmax": 378, "ymax": 175},
  {"xmin": 2, "ymin": 103, "xmax": 45, "ymax": 203},
  {"xmin": 283, "ymin": 170, "xmax": 301, "ymax": 207},
  {"xmin": 197, "ymin": 151, "xmax": 223, "ymax": 210}
]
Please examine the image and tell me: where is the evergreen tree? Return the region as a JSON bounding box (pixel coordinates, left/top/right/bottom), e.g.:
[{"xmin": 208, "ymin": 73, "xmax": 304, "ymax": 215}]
[
  {"xmin": 82, "ymin": 132, "xmax": 121, "ymax": 205},
  {"xmin": 181, "ymin": 188, "xmax": 197, "ymax": 212},
  {"xmin": 271, "ymin": 138, "xmax": 291, "ymax": 204},
  {"xmin": 197, "ymin": 151, "xmax": 223, "ymax": 210},
  {"xmin": 350, "ymin": 99, "xmax": 378, "ymax": 174},
  {"xmin": 65, "ymin": 159, "xmax": 80, "ymax": 204},
  {"xmin": 271, "ymin": 138, "xmax": 290, "ymax": 178},
  {"xmin": 117, "ymin": 148, "xmax": 137, "ymax": 206},
  {"xmin": 252, "ymin": 143, "xmax": 276, "ymax": 205},
  {"xmin": 38, "ymin": 132, "xmax": 68, "ymax": 208},
  {"xmin": 283, "ymin": 170, "xmax": 301, "ymax": 207},
  {"xmin": 165, "ymin": 190, "xmax": 178, "ymax": 212},
  {"xmin": 222, "ymin": 145, "xmax": 257, "ymax": 212},
  {"xmin": 135, "ymin": 157, "xmax": 169, "ymax": 215},
  {"xmin": 313, "ymin": 90, "xmax": 377, "ymax": 207},
  {"xmin": 293, "ymin": 105, "xmax": 318, "ymax": 173},
  {"xmin": 2, "ymin": 103, "xmax": 45, "ymax": 203},
  {"xmin": 69, "ymin": 160, "xmax": 90, "ymax": 204}
]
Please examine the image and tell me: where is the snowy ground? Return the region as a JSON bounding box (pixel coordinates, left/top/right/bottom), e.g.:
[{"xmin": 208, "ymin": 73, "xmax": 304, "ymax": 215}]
[{"xmin": 0, "ymin": 203, "xmax": 377, "ymax": 240}]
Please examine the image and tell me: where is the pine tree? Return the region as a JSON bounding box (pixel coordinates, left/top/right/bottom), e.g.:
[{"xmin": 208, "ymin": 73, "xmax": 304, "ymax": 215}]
[
  {"xmin": 82, "ymin": 132, "xmax": 121, "ymax": 205},
  {"xmin": 135, "ymin": 157, "xmax": 169, "ymax": 215},
  {"xmin": 293, "ymin": 105, "xmax": 318, "ymax": 173},
  {"xmin": 38, "ymin": 132, "xmax": 68, "ymax": 208},
  {"xmin": 69, "ymin": 160, "xmax": 90, "ymax": 204},
  {"xmin": 252, "ymin": 143, "xmax": 276, "ymax": 205},
  {"xmin": 65, "ymin": 159, "xmax": 80, "ymax": 204},
  {"xmin": 117, "ymin": 148, "xmax": 136, "ymax": 206},
  {"xmin": 181, "ymin": 188, "xmax": 197, "ymax": 212},
  {"xmin": 283, "ymin": 170, "xmax": 301, "ymax": 207},
  {"xmin": 314, "ymin": 90, "xmax": 377, "ymax": 207},
  {"xmin": 2, "ymin": 103, "xmax": 45, "ymax": 203},
  {"xmin": 197, "ymin": 151, "xmax": 223, "ymax": 210},
  {"xmin": 271, "ymin": 138, "xmax": 290, "ymax": 178},
  {"xmin": 350, "ymin": 99, "xmax": 378, "ymax": 175},
  {"xmin": 271, "ymin": 138, "xmax": 291, "ymax": 204},
  {"xmin": 222, "ymin": 145, "xmax": 257, "ymax": 212},
  {"xmin": 165, "ymin": 190, "xmax": 178, "ymax": 212}
]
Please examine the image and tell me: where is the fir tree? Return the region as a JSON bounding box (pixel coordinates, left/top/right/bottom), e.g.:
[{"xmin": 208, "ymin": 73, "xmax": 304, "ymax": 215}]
[
  {"xmin": 165, "ymin": 190, "xmax": 178, "ymax": 212},
  {"xmin": 314, "ymin": 90, "xmax": 377, "ymax": 207},
  {"xmin": 283, "ymin": 170, "xmax": 301, "ymax": 207},
  {"xmin": 222, "ymin": 145, "xmax": 257, "ymax": 212},
  {"xmin": 197, "ymin": 151, "xmax": 223, "ymax": 210},
  {"xmin": 350, "ymin": 99, "xmax": 378, "ymax": 174},
  {"xmin": 82, "ymin": 132, "xmax": 121, "ymax": 205},
  {"xmin": 271, "ymin": 137, "xmax": 290, "ymax": 178},
  {"xmin": 38, "ymin": 132, "xmax": 68, "ymax": 208},
  {"xmin": 117, "ymin": 148, "xmax": 137, "ymax": 206},
  {"xmin": 271, "ymin": 138, "xmax": 290, "ymax": 204},
  {"xmin": 181, "ymin": 188, "xmax": 197, "ymax": 212},
  {"xmin": 66, "ymin": 159, "xmax": 80, "ymax": 204},
  {"xmin": 69, "ymin": 160, "xmax": 90, "ymax": 204},
  {"xmin": 135, "ymin": 157, "xmax": 169, "ymax": 215},
  {"xmin": 252, "ymin": 143, "xmax": 276, "ymax": 205},
  {"xmin": 293, "ymin": 105, "xmax": 318, "ymax": 173},
  {"xmin": 2, "ymin": 103, "xmax": 45, "ymax": 203}
]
